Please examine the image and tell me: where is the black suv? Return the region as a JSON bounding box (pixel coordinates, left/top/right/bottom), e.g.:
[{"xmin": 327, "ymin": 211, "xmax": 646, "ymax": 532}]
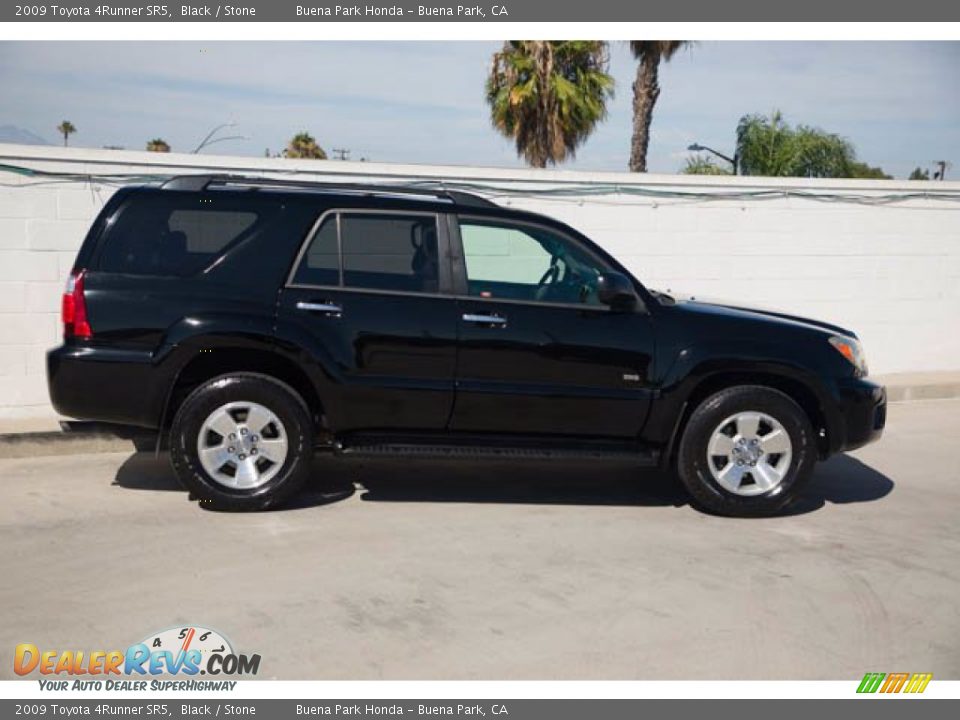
[{"xmin": 47, "ymin": 175, "xmax": 885, "ymax": 515}]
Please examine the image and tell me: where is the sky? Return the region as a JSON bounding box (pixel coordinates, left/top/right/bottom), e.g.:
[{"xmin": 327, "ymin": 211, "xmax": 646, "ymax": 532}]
[{"xmin": 0, "ymin": 41, "xmax": 957, "ymax": 178}]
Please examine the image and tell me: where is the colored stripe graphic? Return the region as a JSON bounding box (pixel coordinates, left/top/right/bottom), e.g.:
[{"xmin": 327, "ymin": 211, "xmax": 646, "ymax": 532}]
[
  {"xmin": 881, "ymin": 672, "xmax": 909, "ymax": 693},
  {"xmin": 904, "ymin": 673, "xmax": 933, "ymax": 694},
  {"xmin": 857, "ymin": 673, "xmax": 886, "ymax": 693},
  {"xmin": 857, "ymin": 672, "xmax": 932, "ymax": 694}
]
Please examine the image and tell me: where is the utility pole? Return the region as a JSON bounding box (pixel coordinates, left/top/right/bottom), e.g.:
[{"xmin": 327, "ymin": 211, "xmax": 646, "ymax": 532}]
[{"xmin": 332, "ymin": 148, "xmax": 351, "ymax": 161}]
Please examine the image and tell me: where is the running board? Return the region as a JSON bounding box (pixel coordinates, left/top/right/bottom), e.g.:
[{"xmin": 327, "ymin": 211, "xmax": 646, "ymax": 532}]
[{"xmin": 333, "ymin": 435, "xmax": 659, "ymax": 464}]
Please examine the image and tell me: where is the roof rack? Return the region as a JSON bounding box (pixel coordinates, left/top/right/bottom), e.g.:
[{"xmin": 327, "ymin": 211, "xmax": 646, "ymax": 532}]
[{"xmin": 159, "ymin": 174, "xmax": 498, "ymax": 208}]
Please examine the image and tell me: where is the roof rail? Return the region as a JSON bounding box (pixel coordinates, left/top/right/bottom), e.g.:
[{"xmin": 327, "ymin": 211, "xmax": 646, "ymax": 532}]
[{"xmin": 159, "ymin": 174, "xmax": 497, "ymax": 208}]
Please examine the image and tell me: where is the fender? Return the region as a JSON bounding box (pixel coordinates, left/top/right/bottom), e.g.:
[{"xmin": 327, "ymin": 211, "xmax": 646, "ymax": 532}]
[
  {"xmin": 153, "ymin": 311, "xmax": 357, "ymax": 436},
  {"xmin": 150, "ymin": 313, "xmax": 338, "ymax": 434},
  {"xmin": 645, "ymin": 338, "xmax": 837, "ymax": 447}
]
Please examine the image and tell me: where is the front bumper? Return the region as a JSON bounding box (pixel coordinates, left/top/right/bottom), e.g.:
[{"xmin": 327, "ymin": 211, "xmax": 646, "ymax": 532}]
[{"xmin": 832, "ymin": 377, "xmax": 886, "ymax": 453}]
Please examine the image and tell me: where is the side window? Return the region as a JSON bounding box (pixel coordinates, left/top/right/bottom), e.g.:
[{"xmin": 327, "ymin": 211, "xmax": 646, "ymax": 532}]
[
  {"xmin": 341, "ymin": 214, "xmax": 439, "ymax": 293},
  {"xmin": 459, "ymin": 220, "xmax": 607, "ymax": 306},
  {"xmin": 290, "ymin": 212, "xmax": 440, "ymax": 293},
  {"xmin": 99, "ymin": 195, "xmax": 259, "ymax": 277},
  {"xmin": 292, "ymin": 215, "xmax": 339, "ymax": 286}
]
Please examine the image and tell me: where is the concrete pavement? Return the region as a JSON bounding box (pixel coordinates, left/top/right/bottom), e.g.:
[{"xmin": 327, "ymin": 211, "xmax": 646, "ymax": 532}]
[{"xmin": 1, "ymin": 399, "xmax": 958, "ymax": 680}]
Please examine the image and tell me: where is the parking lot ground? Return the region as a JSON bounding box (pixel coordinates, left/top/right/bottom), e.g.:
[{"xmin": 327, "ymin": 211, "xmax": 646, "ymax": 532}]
[{"xmin": 1, "ymin": 399, "xmax": 958, "ymax": 680}]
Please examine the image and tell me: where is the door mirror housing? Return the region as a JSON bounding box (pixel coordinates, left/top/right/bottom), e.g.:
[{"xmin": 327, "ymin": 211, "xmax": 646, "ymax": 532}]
[{"xmin": 597, "ymin": 272, "xmax": 638, "ymax": 310}]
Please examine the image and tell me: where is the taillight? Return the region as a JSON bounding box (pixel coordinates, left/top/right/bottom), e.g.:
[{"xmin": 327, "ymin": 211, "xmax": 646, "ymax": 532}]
[{"xmin": 61, "ymin": 270, "xmax": 92, "ymax": 339}]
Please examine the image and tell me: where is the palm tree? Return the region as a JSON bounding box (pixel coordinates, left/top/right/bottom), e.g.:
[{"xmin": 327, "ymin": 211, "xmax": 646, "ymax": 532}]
[
  {"xmin": 284, "ymin": 132, "xmax": 327, "ymax": 160},
  {"xmin": 486, "ymin": 41, "xmax": 614, "ymax": 168},
  {"xmin": 628, "ymin": 41, "xmax": 691, "ymax": 172},
  {"xmin": 57, "ymin": 121, "xmax": 76, "ymax": 147},
  {"xmin": 146, "ymin": 138, "xmax": 171, "ymax": 153}
]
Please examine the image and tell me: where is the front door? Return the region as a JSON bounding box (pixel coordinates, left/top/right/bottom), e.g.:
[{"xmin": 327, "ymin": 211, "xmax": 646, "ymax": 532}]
[
  {"xmin": 449, "ymin": 217, "xmax": 655, "ymax": 438},
  {"xmin": 277, "ymin": 208, "xmax": 458, "ymax": 433}
]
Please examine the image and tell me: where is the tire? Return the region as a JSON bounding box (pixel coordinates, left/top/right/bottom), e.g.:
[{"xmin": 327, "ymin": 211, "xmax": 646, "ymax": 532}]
[
  {"xmin": 676, "ymin": 385, "xmax": 816, "ymax": 517},
  {"xmin": 169, "ymin": 373, "xmax": 314, "ymax": 511}
]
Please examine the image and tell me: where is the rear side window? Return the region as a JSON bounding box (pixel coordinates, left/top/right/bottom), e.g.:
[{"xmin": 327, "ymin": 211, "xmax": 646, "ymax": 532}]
[
  {"xmin": 292, "ymin": 211, "xmax": 439, "ymax": 294},
  {"xmin": 98, "ymin": 194, "xmax": 260, "ymax": 277},
  {"xmin": 293, "ymin": 215, "xmax": 339, "ymax": 286}
]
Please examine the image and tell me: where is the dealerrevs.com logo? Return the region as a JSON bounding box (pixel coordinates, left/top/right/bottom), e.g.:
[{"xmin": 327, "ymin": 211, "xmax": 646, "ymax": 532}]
[{"xmin": 14, "ymin": 626, "xmax": 261, "ymax": 689}]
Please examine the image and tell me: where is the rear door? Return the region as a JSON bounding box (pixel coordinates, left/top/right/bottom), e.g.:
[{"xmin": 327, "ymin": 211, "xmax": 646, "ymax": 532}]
[
  {"xmin": 277, "ymin": 208, "xmax": 459, "ymax": 433},
  {"xmin": 449, "ymin": 216, "xmax": 655, "ymax": 438}
]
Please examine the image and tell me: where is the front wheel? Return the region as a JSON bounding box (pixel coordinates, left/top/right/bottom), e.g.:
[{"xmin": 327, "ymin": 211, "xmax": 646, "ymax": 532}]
[
  {"xmin": 170, "ymin": 373, "xmax": 314, "ymax": 511},
  {"xmin": 676, "ymin": 385, "xmax": 816, "ymax": 517}
]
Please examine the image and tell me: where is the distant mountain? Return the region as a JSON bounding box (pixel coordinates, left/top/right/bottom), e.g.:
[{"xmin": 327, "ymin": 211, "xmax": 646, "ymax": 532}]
[{"xmin": 0, "ymin": 125, "xmax": 51, "ymax": 146}]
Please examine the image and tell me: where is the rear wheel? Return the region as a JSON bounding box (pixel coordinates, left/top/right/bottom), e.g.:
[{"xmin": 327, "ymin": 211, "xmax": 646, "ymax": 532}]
[
  {"xmin": 170, "ymin": 373, "xmax": 314, "ymax": 511},
  {"xmin": 676, "ymin": 385, "xmax": 816, "ymax": 516}
]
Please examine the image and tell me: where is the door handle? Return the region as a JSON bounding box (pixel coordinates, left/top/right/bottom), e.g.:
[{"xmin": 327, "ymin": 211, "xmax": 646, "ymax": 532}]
[
  {"xmin": 462, "ymin": 313, "xmax": 507, "ymax": 327},
  {"xmin": 296, "ymin": 301, "xmax": 343, "ymax": 316}
]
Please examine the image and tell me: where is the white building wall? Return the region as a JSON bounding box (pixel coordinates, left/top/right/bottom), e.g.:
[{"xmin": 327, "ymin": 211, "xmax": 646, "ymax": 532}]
[{"xmin": 1, "ymin": 143, "xmax": 958, "ymax": 419}]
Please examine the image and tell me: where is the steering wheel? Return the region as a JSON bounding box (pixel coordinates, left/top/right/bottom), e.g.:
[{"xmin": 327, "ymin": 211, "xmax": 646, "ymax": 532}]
[{"xmin": 537, "ymin": 257, "xmax": 560, "ymax": 288}]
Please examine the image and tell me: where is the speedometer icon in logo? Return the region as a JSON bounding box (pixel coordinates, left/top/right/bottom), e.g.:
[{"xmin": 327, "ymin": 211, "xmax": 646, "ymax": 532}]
[{"xmin": 141, "ymin": 625, "xmax": 233, "ymax": 671}]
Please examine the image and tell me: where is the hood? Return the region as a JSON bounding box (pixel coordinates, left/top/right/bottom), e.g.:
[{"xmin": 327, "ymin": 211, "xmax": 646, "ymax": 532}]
[{"xmin": 657, "ymin": 290, "xmax": 856, "ymax": 339}]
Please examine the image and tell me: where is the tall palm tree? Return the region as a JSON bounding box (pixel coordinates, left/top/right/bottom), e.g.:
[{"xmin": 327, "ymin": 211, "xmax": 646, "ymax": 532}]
[
  {"xmin": 285, "ymin": 132, "xmax": 327, "ymax": 160},
  {"xmin": 486, "ymin": 41, "xmax": 614, "ymax": 168},
  {"xmin": 146, "ymin": 138, "xmax": 171, "ymax": 153},
  {"xmin": 57, "ymin": 121, "xmax": 76, "ymax": 147},
  {"xmin": 628, "ymin": 41, "xmax": 691, "ymax": 172}
]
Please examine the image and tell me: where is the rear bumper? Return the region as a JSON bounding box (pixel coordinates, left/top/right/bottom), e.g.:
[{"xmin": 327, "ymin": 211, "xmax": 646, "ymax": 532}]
[
  {"xmin": 47, "ymin": 344, "xmax": 164, "ymax": 429},
  {"xmin": 832, "ymin": 377, "xmax": 886, "ymax": 453}
]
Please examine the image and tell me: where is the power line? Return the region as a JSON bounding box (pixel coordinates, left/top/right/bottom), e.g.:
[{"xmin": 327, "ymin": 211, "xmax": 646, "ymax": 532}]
[{"xmin": 1, "ymin": 162, "xmax": 959, "ymax": 207}]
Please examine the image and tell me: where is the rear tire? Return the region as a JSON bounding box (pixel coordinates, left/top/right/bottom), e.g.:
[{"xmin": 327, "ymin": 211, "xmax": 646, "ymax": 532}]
[
  {"xmin": 170, "ymin": 373, "xmax": 314, "ymax": 511},
  {"xmin": 676, "ymin": 385, "xmax": 816, "ymax": 517}
]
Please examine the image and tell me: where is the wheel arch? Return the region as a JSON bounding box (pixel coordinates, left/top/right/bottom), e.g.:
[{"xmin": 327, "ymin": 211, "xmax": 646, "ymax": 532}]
[
  {"xmin": 661, "ymin": 369, "xmax": 831, "ymax": 469},
  {"xmin": 159, "ymin": 346, "xmax": 327, "ymax": 448}
]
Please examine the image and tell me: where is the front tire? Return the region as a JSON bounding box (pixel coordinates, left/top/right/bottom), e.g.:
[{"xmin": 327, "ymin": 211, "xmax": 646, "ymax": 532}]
[
  {"xmin": 170, "ymin": 373, "xmax": 314, "ymax": 511},
  {"xmin": 676, "ymin": 385, "xmax": 816, "ymax": 517}
]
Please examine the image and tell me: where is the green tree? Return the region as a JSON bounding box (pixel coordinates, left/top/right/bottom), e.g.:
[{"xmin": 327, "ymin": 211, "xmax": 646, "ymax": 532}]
[
  {"xmin": 486, "ymin": 41, "xmax": 614, "ymax": 168},
  {"xmin": 146, "ymin": 138, "xmax": 171, "ymax": 153},
  {"xmin": 735, "ymin": 111, "xmax": 857, "ymax": 178},
  {"xmin": 681, "ymin": 154, "xmax": 733, "ymax": 176},
  {"xmin": 847, "ymin": 162, "xmax": 891, "ymax": 180},
  {"xmin": 628, "ymin": 41, "xmax": 692, "ymax": 172},
  {"xmin": 909, "ymin": 167, "xmax": 930, "ymax": 180},
  {"xmin": 284, "ymin": 132, "xmax": 327, "ymax": 160},
  {"xmin": 57, "ymin": 120, "xmax": 76, "ymax": 147}
]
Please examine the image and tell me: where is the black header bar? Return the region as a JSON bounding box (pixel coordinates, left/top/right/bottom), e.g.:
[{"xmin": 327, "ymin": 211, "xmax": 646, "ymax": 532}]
[{"xmin": 4, "ymin": 0, "xmax": 959, "ymax": 22}]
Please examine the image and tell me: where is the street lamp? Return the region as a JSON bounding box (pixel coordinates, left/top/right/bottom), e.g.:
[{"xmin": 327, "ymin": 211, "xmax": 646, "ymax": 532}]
[
  {"xmin": 192, "ymin": 122, "xmax": 249, "ymax": 154},
  {"xmin": 688, "ymin": 143, "xmax": 738, "ymax": 174}
]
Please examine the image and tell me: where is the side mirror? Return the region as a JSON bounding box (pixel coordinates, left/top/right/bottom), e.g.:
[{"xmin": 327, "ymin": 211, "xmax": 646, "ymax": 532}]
[{"xmin": 597, "ymin": 272, "xmax": 638, "ymax": 310}]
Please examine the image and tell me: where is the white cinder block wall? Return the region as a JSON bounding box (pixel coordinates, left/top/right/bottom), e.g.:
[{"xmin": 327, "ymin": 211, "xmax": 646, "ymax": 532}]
[{"xmin": 1, "ymin": 143, "xmax": 959, "ymax": 420}]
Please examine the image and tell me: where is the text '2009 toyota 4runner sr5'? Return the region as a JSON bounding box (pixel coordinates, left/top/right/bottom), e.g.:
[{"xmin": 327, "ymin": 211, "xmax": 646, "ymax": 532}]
[{"xmin": 48, "ymin": 175, "xmax": 886, "ymax": 515}]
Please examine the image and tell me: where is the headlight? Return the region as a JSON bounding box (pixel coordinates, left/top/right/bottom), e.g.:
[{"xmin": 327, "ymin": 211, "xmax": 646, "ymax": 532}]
[{"xmin": 829, "ymin": 335, "xmax": 868, "ymax": 376}]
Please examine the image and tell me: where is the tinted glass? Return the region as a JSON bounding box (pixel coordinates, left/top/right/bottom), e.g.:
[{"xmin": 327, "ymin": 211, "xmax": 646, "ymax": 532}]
[
  {"xmin": 99, "ymin": 195, "xmax": 258, "ymax": 276},
  {"xmin": 341, "ymin": 214, "xmax": 439, "ymax": 293},
  {"xmin": 292, "ymin": 215, "xmax": 339, "ymax": 286},
  {"xmin": 460, "ymin": 220, "xmax": 607, "ymax": 306}
]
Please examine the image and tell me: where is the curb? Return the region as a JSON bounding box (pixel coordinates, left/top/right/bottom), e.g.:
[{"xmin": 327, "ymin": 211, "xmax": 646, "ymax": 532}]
[
  {"xmin": 883, "ymin": 382, "xmax": 960, "ymax": 403},
  {"xmin": 0, "ymin": 423, "xmax": 156, "ymax": 459},
  {"xmin": 1, "ymin": 378, "xmax": 958, "ymax": 460}
]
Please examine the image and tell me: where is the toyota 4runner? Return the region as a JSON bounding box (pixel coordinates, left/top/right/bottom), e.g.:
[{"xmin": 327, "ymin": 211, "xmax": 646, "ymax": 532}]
[{"xmin": 47, "ymin": 175, "xmax": 886, "ymax": 515}]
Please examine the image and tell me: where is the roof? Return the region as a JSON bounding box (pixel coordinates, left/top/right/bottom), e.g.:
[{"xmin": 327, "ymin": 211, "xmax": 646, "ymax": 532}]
[{"xmin": 159, "ymin": 174, "xmax": 498, "ymax": 209}]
